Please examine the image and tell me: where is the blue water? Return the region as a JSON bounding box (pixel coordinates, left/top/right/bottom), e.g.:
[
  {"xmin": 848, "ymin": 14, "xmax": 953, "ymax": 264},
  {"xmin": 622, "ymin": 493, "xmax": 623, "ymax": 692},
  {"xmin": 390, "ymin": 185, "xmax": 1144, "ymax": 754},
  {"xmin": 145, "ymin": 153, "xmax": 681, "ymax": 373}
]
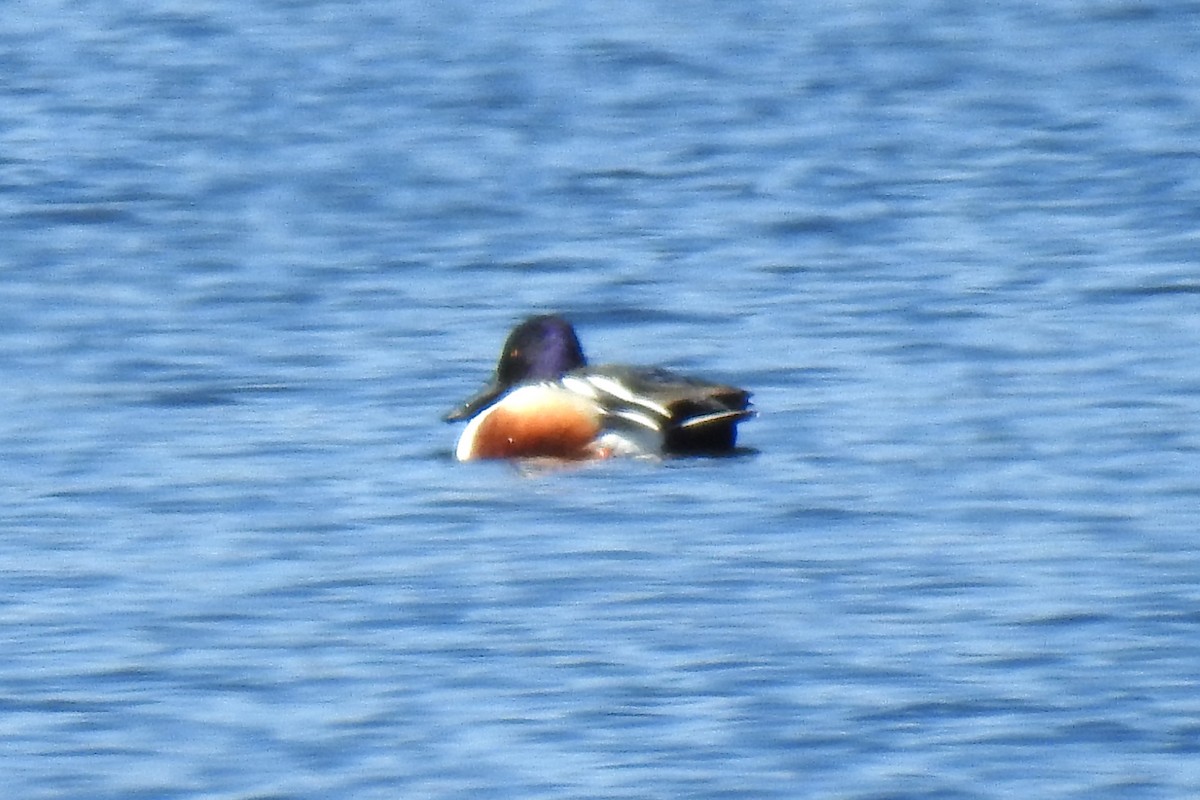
[{"xmin": 4, "ymin": 1, "xmax": 1200, "ymax": 798}]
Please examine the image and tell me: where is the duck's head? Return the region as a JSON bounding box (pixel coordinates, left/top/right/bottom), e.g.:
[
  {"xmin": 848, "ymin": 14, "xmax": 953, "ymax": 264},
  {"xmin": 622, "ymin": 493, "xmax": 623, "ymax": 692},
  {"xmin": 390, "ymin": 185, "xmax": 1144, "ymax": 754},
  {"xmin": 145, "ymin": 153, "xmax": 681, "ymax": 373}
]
[{"xmin": 444, "ymin": 314, "xmax": 587, "ymax": 422}]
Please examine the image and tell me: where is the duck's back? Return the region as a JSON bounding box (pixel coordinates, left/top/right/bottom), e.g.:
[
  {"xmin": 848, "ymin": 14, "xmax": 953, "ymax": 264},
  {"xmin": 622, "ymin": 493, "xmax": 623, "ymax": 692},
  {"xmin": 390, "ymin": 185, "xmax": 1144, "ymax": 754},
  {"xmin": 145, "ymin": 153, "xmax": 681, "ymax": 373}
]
[{"xmin": 563, "ymin": 364, "xmax": 753, "ymax": 454}]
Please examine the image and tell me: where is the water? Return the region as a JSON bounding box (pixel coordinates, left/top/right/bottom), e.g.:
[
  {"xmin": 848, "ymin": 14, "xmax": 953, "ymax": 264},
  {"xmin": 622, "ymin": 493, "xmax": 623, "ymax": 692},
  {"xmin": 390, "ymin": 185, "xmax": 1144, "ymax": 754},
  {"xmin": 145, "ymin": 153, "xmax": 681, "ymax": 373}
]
[{"xmin": 3, "ymin": 1, "xmax": 1200, "ymax": 797}]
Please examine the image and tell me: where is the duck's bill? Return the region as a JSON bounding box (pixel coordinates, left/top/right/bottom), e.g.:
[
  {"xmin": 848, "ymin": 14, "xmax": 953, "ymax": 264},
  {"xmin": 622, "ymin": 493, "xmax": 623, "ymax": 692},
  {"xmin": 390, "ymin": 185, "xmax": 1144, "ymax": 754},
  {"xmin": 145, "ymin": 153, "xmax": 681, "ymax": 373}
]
[{"xmin": 443, "ymin": 381, "xmax": 506, "ymax": 422}]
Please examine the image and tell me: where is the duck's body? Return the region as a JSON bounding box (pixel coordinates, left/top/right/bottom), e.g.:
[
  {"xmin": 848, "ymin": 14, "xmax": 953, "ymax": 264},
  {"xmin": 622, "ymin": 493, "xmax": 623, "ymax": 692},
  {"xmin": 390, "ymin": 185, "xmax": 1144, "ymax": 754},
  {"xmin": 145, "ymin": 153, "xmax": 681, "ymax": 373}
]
[{"xmin": 445, "ymin": 315, "xmax": 753, "ymax": 462}]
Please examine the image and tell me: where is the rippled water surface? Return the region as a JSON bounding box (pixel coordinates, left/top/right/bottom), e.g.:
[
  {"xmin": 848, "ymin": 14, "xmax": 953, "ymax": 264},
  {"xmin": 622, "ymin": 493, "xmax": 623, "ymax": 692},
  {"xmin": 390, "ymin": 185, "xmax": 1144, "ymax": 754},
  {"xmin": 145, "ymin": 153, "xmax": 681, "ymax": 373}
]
[{"xmin": 4, "ymin": 2, "xmax": 1200, "ymax": 798}]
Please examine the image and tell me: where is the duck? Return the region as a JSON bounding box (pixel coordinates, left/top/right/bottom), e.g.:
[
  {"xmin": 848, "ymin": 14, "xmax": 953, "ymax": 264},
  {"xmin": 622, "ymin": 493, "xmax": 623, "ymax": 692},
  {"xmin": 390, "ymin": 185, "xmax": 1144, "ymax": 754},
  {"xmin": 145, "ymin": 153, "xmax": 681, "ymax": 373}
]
[{"xmin": 444, "ymin": 314, "xmax": 753, "ymax": 461}]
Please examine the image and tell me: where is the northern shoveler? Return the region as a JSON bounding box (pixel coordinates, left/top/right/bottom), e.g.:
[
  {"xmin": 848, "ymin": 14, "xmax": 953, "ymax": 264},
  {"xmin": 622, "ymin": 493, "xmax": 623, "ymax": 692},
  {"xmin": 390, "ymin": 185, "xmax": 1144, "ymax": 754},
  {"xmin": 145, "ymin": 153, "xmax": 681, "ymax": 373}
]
[{"xmin": 444, "ymin": 314, "xmax": 753, "ymax": 461}]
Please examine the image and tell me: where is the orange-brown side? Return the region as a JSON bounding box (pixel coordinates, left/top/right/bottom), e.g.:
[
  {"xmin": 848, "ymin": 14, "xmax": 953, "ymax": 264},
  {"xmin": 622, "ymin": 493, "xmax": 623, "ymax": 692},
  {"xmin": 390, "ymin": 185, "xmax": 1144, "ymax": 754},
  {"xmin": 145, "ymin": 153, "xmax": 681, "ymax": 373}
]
[{"xmin": 456, "ymin": 385, "xmax": 603, "ymax": 461}]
